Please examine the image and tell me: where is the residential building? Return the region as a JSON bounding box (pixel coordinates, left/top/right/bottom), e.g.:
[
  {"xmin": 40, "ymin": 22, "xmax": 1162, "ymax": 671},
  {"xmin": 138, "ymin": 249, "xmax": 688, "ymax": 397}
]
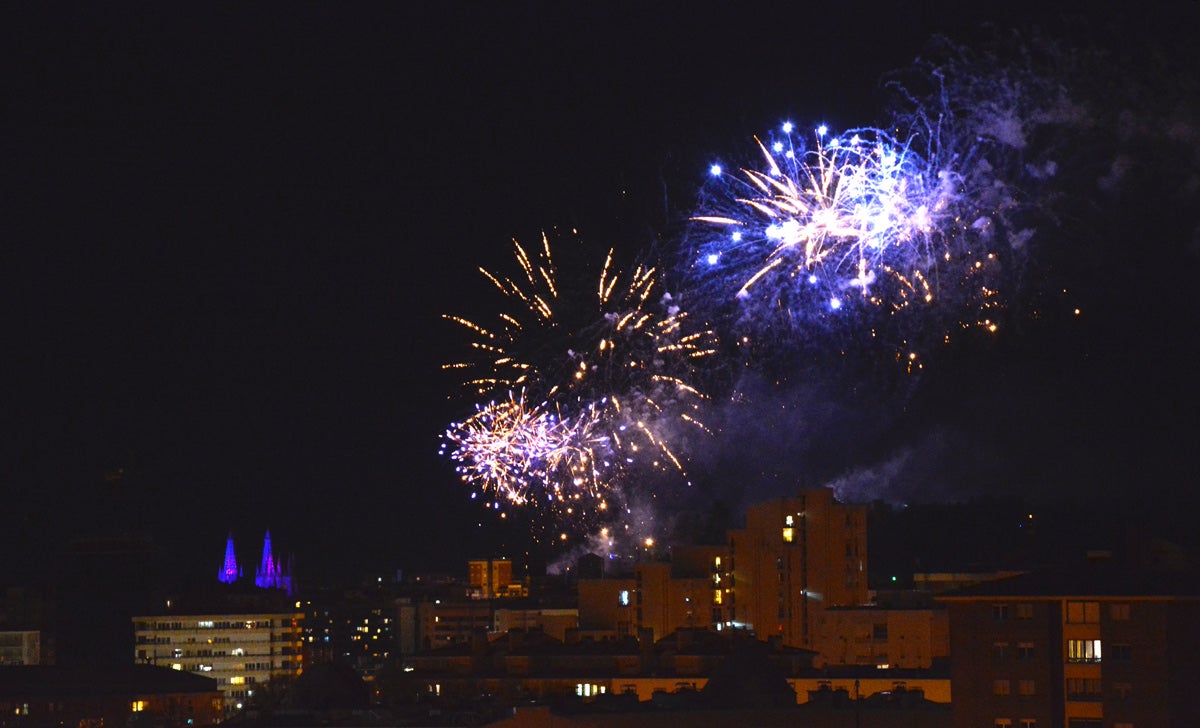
[
  {"xmin": 494, "ymin": 607, "xmax": 578, "ymax": 641},
  {"xmin": 726, "ymin": 489, "xmax": 869, "ymax": 649},
  {"xmin": 577, "ymin": 488, "xmax": 868, "ymax": 650},
  {"xmin": 938, "ymin": 561, "xmax": 1200, "ymax": 728},
  {"xmin": 579, "ymin": 563, "xmax": 713, "ymax": 642},
  {"xmin": 133, "ymin": 610, "xmax": 305, "ymax": 717},
  {"xmin": 814, "ymin": 605, "xmax": 949, "ymax": 669},
  {"xmin": 469, "ymin": 559, "xmax": 527, "ymax": 599},
  {"xmin": 0, "ymin": 664, "xmax": 223, "ymax": 727},
  {"xmin": 0, "ymin": 630, "xmax": 43, "ymax": 665}
]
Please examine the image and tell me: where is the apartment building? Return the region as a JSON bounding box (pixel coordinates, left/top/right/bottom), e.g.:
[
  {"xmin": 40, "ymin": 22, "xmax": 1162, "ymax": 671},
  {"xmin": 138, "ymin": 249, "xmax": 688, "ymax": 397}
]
[
  {"xmin": 133, "ymin": 610, "xmax": 304, "ymax": 716},
  {"xmin": 938, "ymin": 562, "xmax": 1200, "ymax": 728}
]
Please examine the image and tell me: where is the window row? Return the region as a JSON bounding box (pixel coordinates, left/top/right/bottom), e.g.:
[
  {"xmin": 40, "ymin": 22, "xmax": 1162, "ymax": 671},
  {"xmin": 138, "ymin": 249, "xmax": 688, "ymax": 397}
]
[
  {"xmin": 1066, "ymin": 639, "xmax": 1132, "ymax": 663},
  {"xmin": 992, "ymin": 679, "xmax": 1037, "ymax": 696},
  {"xmin": 991, "ymin": 602, "xmax": 1131, "ymax": 622},
  {"xmin": 991, "ymin": 642, "xmax": 1036, "ymax": 660}
]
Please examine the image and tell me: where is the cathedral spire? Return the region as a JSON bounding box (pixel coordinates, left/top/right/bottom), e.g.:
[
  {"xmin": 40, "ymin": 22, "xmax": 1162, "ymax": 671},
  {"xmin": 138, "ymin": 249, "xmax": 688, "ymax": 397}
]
[
  {"xmin": 255, "ymin": 530, "xmax": 292, "ymax": 594},
  {"xmin": 218, "ymin": 532, "xmax": 240, "ymax": 584}
]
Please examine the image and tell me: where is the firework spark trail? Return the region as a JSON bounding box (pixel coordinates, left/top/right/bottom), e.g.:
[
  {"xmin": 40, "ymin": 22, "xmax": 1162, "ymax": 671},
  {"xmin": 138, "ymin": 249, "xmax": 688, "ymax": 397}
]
[
  {"xmin": 439, "ymin": 390, "xmax": 606, "ymax": 506},
  {"xmin": 441, "ymin": 229, "xmax": 717, "ymax": 541},
  {"xmin": 688, "ymin": 121, "xmax": 1010, "ymax": 367}
]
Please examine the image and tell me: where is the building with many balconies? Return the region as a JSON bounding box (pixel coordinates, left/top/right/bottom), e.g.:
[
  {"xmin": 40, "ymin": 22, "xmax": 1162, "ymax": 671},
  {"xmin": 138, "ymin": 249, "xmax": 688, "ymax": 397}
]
[{"xmin": 133, "ymin": 609, "xmax": 304, "ymax": 717}]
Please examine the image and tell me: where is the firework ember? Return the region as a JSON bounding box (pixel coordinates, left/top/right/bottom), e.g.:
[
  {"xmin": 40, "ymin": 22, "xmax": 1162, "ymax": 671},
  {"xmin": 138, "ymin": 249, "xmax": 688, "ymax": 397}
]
[
  {"xmin": 441, "ymin": 229, "xmax": 716, "ymax": 540},
  {"xmin": 687, "ymin": 122, "xmax": 1010, "ymax": 368}
]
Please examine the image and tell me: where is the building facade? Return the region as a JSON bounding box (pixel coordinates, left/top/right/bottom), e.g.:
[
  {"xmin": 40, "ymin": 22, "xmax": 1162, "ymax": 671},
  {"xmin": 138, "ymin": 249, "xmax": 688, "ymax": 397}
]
[
  {"xmin": 939, "ymin": 565, "xmax": 1200, "ymax": 728},
  {"xmin": 133, "ymin": 611, "xmax": 305, "ymax": 716},
  {"xmin": 0, "ymin": 630, "xmax": 43, "ymax": 665},
  {"xmin": 726, "ymin": 489, "xmax": 869, "ymax": 650},
  {"xmin": 0, "ymin": 665, "xmax": 223, "ymax": 727},
  {"xmin": 577, "ymin": 489, "xmax": 869, "ymax": 651},
  {"xmin": 814, "ymin": 606, "xmax": 949, "ymax": 669}
]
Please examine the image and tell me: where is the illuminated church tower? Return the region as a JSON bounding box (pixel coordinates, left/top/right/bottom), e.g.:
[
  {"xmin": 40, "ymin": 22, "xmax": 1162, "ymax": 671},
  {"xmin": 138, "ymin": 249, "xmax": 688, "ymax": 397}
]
[
  {"xmin": 218, "ymin": 532, "xmax": 241, "ymax": 584},
  {"xmin": 254, "ymin": 530, "xmax": 292, "ymax": 594}
]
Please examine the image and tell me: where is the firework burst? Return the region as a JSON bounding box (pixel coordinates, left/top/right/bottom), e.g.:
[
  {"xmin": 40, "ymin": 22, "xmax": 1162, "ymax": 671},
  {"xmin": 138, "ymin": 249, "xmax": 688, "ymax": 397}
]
[
  {"xmin": 687, "ymin": 122, "xmax": 1010, "ymax": 369},
  {"xmin": 441, "ymin": 229, "xmax": 716, "ymax": 540}
]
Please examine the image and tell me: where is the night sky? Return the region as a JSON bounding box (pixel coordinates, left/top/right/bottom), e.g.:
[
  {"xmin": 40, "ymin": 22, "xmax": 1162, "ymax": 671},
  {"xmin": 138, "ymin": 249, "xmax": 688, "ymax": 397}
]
[{"xmin": 2, "ymin": 4, "xmax": 1198, "ymax": 587}]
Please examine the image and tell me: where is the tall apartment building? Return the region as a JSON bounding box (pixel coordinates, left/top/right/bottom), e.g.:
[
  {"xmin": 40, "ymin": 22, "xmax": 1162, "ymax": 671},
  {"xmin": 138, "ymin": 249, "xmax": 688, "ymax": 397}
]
[
  {"xmin": 468, "ymin": 559, "xmax": 526, "ymax": 599},
  {"xmin": 133, "ymin": 610, "xmax": 305, "ymax": 717},
  {"xmin": 938, "ymin": 563, "xmax": 1200, "ymax": 728},
  {"xmin": 578, "ymin": 488, "xmax": 868, "ymax": 651},
  {"xmin": 727, "ymin": 488, "xmax": 868, "ymax": 650}
]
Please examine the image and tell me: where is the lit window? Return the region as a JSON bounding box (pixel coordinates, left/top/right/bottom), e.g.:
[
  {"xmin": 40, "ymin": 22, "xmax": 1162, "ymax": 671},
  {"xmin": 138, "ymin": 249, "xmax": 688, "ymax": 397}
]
[
  {"xmin": 171, "ymin": 663, "xmax": 182, "ymax": 671},
  {"xmin": 131, "ymin": 701, "xmax": 146, "ymax": 712},
  {"xmin": 230, "ymin": 677, "xmax": 245, "ymax": 685},
  {"xmin": 782, "ymin": 527, "xmax": 794, "ymax": 543},
  {"xmin": 713, "ymin": 589, "xmax": 722, "ymax": 605},
  {"xmin": 197, "ymin": 620, "xmax": 214, "ymax": 628},
  {"xmin": 1067, "ymin": 639, "xmax": 1102, "ymax": 663},
  {"xmin": 993, "ymin": 679, "xmax": 1011, "ymax": 696},
  {"xmin": 619, "ymin": 590, "xmax": 630, "ymax": 606}
]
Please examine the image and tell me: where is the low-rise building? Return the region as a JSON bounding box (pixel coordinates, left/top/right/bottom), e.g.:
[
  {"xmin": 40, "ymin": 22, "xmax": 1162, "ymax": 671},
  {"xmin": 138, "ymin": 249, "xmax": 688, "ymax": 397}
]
[
  {"xmin": 814, "ymin": 605, "xmax": 949, "ymax": 668},
  {"xmin": 0, "ymin": 664, "xmax": 222, "ymax": 727}
]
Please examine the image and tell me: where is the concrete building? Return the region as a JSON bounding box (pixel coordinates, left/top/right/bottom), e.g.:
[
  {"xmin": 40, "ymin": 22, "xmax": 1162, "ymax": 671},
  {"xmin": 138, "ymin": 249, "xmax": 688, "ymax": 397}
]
[
  {"xmin": 578, "ymin": 563, "xmax": 713, "ymax": 642},
  {"xmin": 577, "ymin": 488, "xmax": 869, "ymax": 652},
  {"xmin": 300, "ymin": 588, "xmax": 398, "ymax": 677},
  {"xmin": 0, "ymin": 630, "xmax": 43, "ymax": 665},
  {"xmin": 728, "ymin": 490, "xmax": 869, "ymax": 650},
  {"xmin": 468, "ymin": 559, "xmax": 527, "ymax": 599},
  {"xmin": 938, "ymin": 562, "xmax": 1200, "ymax": 728},
  {"xmin": 814, "ymin": 606, "xmax": 949, "ymax": 669},
  {"xmin": 133, "ymin": 610, "xmax": 305, "ymax": 717},
  {"xmin": 494, "ymin": 607, "xmax": 579, "ymax": 641}
]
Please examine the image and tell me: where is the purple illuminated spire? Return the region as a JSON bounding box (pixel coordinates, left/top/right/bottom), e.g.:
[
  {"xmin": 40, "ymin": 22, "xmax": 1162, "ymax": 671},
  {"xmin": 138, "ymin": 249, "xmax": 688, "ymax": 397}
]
[
  {"xmin": 219, "ymin": 533, "xmax": 240, "ymax": 584},
  {"xmin": 255, "ymin": 530, "xmax": 292, "ymax": 594}
]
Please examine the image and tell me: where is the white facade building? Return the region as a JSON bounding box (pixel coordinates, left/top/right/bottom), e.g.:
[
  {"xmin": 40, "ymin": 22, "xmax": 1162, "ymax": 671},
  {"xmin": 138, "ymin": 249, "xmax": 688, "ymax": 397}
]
[{"xmin": 133, "ymin": 611, "xmax": 304, "ymax": 716}]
